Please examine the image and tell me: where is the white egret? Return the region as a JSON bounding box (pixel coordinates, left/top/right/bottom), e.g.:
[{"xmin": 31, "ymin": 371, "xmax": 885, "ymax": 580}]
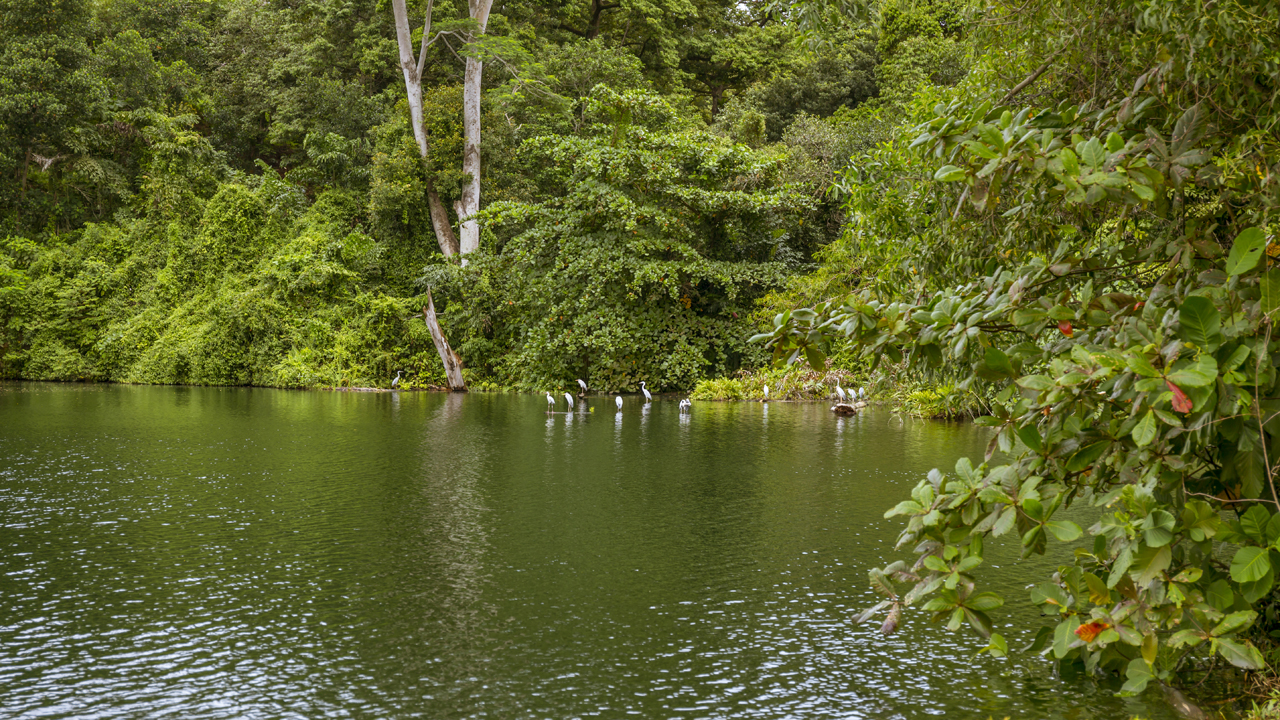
[
  {"xmin": 763, "ymin": 385, "xmax": 769, "ymax": 401},
  {"xmin": 835, "ymin": 385, "xmax": 846, "ymax": 402},
  {"xmin": 615, "ymin": 396, "xmax": 623, "ymax": 411},
  {"xmin": 392, "ymin": 370, "xmax": 402, "ymax": 388},
  {"xmin": 640, "ymin": 381, "xmax": 652, "ymax": 402},
  {"xmin": 564, "ymin": 392, "xmax": 575, "ymax": 410},
  {"xmin": 858, "ymin": 386, "xmax": 866, "ymax": 400},
  {"xmin": 546, "ymin": 391, "xmax": 555, "ymax": 409},
  {"xmin": 577, "ymin": 378, "xmax": 588, "ymax": 394},
  {"xmin": 679, "ymin": 398, "xmax": 691, "ymax": 412}
]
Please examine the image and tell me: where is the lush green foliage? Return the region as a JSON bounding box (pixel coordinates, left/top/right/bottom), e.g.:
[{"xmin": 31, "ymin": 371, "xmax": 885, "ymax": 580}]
[
  {"xmin": 759, "ymin": 0, "xmax": 1280, "ymax": 693},
  {"xmin": 689, "ymin": 365, "xmax": 864, "ymax": 401},
  {"xmin": 1, "ymin": 183, "xmax": 444, "ymax": 388},
  {"xmin": 2, "ymin": 0, "xmax": 924, "ymax": 391},
  {"xmin": 463, "ymin": 88, "xmax": 818, "ymax": 391}
]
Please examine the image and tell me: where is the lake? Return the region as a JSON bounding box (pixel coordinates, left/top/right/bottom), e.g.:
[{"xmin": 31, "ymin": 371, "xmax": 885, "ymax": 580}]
[{"xmin": 0, "ymin": 383, "xmax": 1197, "ymax": 718}]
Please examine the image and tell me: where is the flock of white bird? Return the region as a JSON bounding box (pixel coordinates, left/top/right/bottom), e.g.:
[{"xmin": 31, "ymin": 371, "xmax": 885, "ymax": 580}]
[
  {"xmin": 546, "ymin": 380, "xmax": 674, "ymax": 413},
  {"xmin": 539, "ymin": 378, "xmax": 866, "ymax": 414},
  {"xmin": 393, "ymin": 370, "xmax": 865, "ymax": 411}
]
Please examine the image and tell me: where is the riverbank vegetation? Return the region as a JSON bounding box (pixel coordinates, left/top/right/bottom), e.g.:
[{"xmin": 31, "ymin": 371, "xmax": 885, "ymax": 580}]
[
  {"xmin": 755, "ymin": 0, "xmax": 1280, "ymax": 707},
  {"xmin": 0, "ymin": 0, "xmax": 961, "ymax": 392}
]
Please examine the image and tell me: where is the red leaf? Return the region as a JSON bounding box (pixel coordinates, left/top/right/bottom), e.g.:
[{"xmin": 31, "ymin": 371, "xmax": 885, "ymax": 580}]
[
  {"xmin": 1058, "ymin": 320, "xmax": 1073, "ymax": 337},
  {"xmin": 1075, "ymin": 621, "xmax": 1111, "ymax": 643},
  {"xmin": 1168, "ymin": 380, "xmax": 1192, "ymax": 413}
]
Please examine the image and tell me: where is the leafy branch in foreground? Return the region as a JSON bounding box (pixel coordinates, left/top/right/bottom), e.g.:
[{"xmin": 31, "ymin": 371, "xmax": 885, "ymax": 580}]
[{"xmin": 755, "ymin": 0, "xmax": 1280, "ymax": 693}]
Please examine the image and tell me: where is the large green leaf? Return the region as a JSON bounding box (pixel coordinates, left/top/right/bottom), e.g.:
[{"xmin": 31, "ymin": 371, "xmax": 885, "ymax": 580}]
[
  {"xmin": 1211, "ymin": 610, "xmax": 1257, "ymax": 637},
  {"xmin": 1066, "ymin": 440, "xmax": 1109, "ymax": 472},
  {"xmin": 1177, "ymin": 296, "xmax": 1221, "ymax": 350},
  {"xmin": 1215, "ymin": 637, "xmax": 1266, "ymax": 670},
  {"xmin": 1079, "ymin": 137, "xmax": 1106, "ymax": 170},
  {"xmin": 1167, "ymin": 355, "xmax": 1218, "ymax": 388},
  {"xmin": 1230, "ymin": 546, "xmax": 1272, "ymax": 583},
  {"xmin": 1120, "ymin": 658, "xmax": 1154, "ymax": 694},
  {"xmin": 1045, "ymin": 520, "xmax": 1082, "ymax": 542},
  {"xmin": 1016, "ymin": 423, "xmax": 1043, "ymax": 452},
  {"xmin": 1263, "ymin": 268, "xmax": 1280, "ymax": 316},
  {"xmin": 965, "ymin": 592, "xmax": 1004, "ymax": 611},
  {"xmin": 1132, "ymin": 544, "xmax": 1171, "ymax": 584},
  {"xmin": 1131, "ymin": 410, "xmax": 1156, "ymax": 447},
  {"xmin": 1225, "ymin": 227, "xmax": 1267, "ymax": 276},
  {"xmin": 803, "ymin": 345, "xmax": 826, "ymax": 371},
  {"xmin": 977, "ymin": 346, "xmax": 1015, "ymax": 380},
  {"xmin": 1207, "ymin": 579, "xmax": 1234, "ymax": 610},
  {"xmin": 1142, "ymin": 509, "xmax": 1175, "ymax": 547},
  {"xmin": 1240, "ymin": 504, "xmax": 1272, "ymax": 544},
  {"xmin": 934, "ymin": 165, "xmax": 966, "ymax": 182},
  {"xmin": 1241, "ymin": 568, "xmax": 1276, "ymax": 603}
]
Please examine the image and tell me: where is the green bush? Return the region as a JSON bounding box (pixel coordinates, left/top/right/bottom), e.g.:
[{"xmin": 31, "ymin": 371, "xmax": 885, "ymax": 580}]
[{"xmin": 758, "ymin": 0, "xmax": 1280, "ymax": 694}]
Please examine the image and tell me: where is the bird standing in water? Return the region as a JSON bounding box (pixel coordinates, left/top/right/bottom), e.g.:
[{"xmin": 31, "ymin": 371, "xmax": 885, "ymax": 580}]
[
  {"xmin": 763, "ymin": 385, "xmax": 769, "ymax": 402},
  {"xmin": 640, "ymin": 381, "xmax": 652, "ymax": 402},
  {"xmin": 564, "ymin": 392, "xmax": 575, "ymax": 411},
  {"xmin": 546, "ymin": 392, "xmax": 556, "ymax": 410},
  {"xmin": 392, "ymin": 371, "xmax": 402, "ymax": 388},
  {"xmin": 615, "ymin": 396, "xmax": 623, "ymax": 411},
  {"xmin": 577, "ymin": 378, "xmax": 588, "ymax": 395}
]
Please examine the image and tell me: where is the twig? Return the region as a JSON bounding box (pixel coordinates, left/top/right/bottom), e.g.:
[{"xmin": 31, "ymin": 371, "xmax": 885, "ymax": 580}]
[
  {"xmin": 1256, "ymin": 321, "xmax": 1278, "ymax": 509},
  {"xmin": 1002, "ymin": 51, "xmax": 1064, "ymax": 104},
  {"xmin": 1183, "ymin": 490, "xmax": 1277, "ymax": 506}
]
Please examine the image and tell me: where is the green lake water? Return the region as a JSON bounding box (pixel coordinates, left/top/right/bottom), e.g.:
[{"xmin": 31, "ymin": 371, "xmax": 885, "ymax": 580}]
[{"xmin": 0, "ymin": 383, "xmax": 1199, "ymax": 718}]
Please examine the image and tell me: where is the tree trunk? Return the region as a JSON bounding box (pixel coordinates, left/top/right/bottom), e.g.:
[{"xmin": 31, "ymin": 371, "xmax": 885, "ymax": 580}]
[
  {"xmin": 424, "ymin": 289, "xmax": 466, "ymax": 391},
  {"xmin": 392, "ymin": 0, "xmax": 459, "ymax": 257},
  {"xmin": 455, "ymin": 0, "xmax": 493, "ymax": 261},
  {"xmin": 394, "ymin": 0, "xmax": 464, "ymax": 391}
]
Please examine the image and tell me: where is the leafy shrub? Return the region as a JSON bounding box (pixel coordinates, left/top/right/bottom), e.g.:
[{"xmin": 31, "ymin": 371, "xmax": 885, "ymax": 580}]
[{"xmin": 758, "ymin": 0, "xmax": 1280, "ymax": 694}]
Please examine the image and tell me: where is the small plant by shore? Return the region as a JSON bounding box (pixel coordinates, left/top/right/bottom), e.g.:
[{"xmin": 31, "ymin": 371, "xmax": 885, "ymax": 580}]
[{"xmin": 690, "ymin": 366, "xmax": 869, "ymax": 402}]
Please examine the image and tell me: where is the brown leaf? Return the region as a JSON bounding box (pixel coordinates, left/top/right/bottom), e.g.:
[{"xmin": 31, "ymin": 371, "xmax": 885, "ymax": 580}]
[
  {"xmin": 880, "ymin": 604, "xmax": 902, "ymax": 636},
  {"xmin": 1167, "ymin": 380, "xmax": 1192, "ymax": 413}
]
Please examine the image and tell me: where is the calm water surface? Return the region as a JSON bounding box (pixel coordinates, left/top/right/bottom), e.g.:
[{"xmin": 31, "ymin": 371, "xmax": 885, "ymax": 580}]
[{"xmin": 1, "ymin": 384, "xmax": 1194, "ymax": 718}]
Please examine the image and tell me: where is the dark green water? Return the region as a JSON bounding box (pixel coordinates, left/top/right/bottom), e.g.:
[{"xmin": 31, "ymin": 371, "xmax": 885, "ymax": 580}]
[{"xmin": 0, "ymin": 384, "xmax": 1192, "ymax": 718}]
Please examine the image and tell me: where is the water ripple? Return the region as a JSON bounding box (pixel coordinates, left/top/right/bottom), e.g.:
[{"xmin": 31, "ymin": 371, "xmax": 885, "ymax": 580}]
[{"xmin": 0, "ymin": 384, "xmax": 1199, "ymax": 719}]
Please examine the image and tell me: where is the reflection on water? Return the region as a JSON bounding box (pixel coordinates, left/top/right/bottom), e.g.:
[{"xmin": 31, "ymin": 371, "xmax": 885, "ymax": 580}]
[{"xmin": 0, "ymin": 384, "xmax": 1193, "ymax": 719}]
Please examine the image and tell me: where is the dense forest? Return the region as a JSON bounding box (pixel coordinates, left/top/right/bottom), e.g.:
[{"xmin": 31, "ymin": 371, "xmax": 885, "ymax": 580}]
[
  {"xmin": 0, "ymin": 0, "xmax": 961, "ymax": 392},
  {"xmin": 7, "ymin": 0, "xmax": 1280, "ymax": 702}
]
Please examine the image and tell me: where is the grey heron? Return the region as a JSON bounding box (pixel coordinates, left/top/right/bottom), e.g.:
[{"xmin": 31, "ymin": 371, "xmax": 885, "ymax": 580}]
[
  {"xmin": 392, "ymin": 370, "xmax": 402, "ymax": 388},
  {"xmin": 564, "ymin": 392, "xmax": 575, "ymax": 410},
  {"xmin": 577, "ymin": 378, "xmax": 588, "ymax": 394},
  {"xmin": 615, "ymin": 396, "xmax": 623, "ymax": 411},
  {"xmin": 640, "ymin": 381, "xmax": 652, "ymax": 402}
]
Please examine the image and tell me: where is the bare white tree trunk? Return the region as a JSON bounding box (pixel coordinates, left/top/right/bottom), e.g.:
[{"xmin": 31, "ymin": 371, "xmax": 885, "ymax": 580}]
[
  {"xmin": 424, "ymin": 290, "xmax": 466, "ymax": 391},
  {"xmin": 394, "ymin": 0, "xmax": 466, "ymax": 391},
  {"xmin": 454, "ymin": 0, "xmax": 493, "ymax": 260},
  {"xmin": 392, "ymin": 0, "xmax": 459, "ymax": 257}
]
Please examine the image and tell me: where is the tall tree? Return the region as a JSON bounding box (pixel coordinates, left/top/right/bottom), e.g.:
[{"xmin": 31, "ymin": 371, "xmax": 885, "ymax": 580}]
[
  {"xmin": 455, "ymin": 0, "xmax": 493, "ymax": 257},
  {"xmin": 391, "ymin": 0, "xmax": 461, "ymax": 258},
  {"xmin": 0, "ymin": 0, "xmax": 100, "ymax": 232},
  {"xmin": 392, "ymin": 0, "xmax": 467, "ymax": 390}
]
